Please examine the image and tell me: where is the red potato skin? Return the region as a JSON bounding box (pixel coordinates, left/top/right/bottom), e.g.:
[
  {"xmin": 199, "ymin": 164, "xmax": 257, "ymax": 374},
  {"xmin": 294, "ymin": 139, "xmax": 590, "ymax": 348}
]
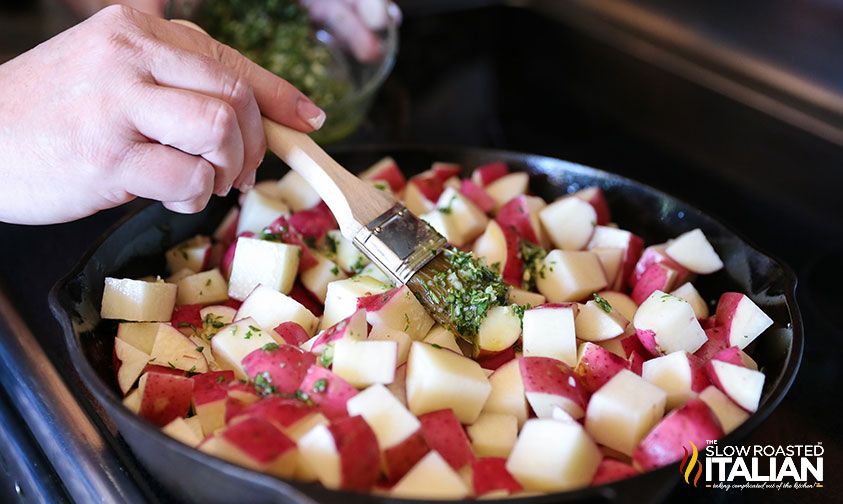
[
  {"xmin": 289, "ymin": 282, "xmax": 323, "ymax": 317},
  {"xmin": 289, "ymin": 201, "xmax": 338, "ymax": 241},
  {"xmin": 518, "ymin": 357, "xmax": 589, "ymax": 410},
  {"xmin": 223, "ymin": 298, "xmax": 243, "ymax": 310},
  {"xmin": 299, "ymin": 366, "xmax": 358, "ymax": 420},
  {"xmin": 266, "ymin": 216, "xmax": 319, "ymax": 272},
  {"xmin": 686, "ymin": 353, "xmax": 711, "ymax": 393},
  {"xmin": 631, "ymin": 399, "xmax": 723, "ymax": 472},
  {"xmin": 629, "ymin": 351, "xmax": 647, "ymax": 375},
  {"xmin": 232, "ymin": 396, "xmax": 316, "ymax": 429},
  {"xmin": 460, "ymin": 179, "xmax": 496, "ymax": 213},
  {"xmin": 617, "ymin": 233, "xmax": 644, "ymax": 292},
  {"xmin": 478, "ymin": 345, "xmax": 517, "ymax": 371},
  {"xmin": 221, "ymin": 232, "xmax": 255, "ymax": 278},
  {"xmin": 573, "ymin": 187, "xmax": 611, "ymax": 226},
  {"xmin": 714, "ymin": 293, "xmax": 755, "ymax": 344},
  {"xmin": 329, "ymin": 415, "xmax": 382, "ymax": 491},
  {"xmin": 699, "ymin": 317, "xmax": 717, "ymax": 330},
  {"xmin": 472, "ymin": 162, "xmax": 509, "ymax": 186},
  {"xmin": 224, "ymin": 396, "xmax": 252, "ymax": 425},
  {"xmin": 192, "ymin": 370, "xmax": 235, "ymax": 406},
  {"xmin": 472, "ymin": 457, "xmax": 523, "ymax": 496},
  {"xmin": 273, "ymin": 321, "xmax": 312, "ymax": 346},
  {"xmin": 357, "ymin": 288, "xmax": 398, "ymax": 312},
  {"xmin": 635, "ymin": 329, "xmax": 659, "ymax": 357},
  {"xmin": 311, "ymin": 309, "xmax": 365, "ymax": 352},
  {"xmin": 363, "ymin": 161, "xmax": 406, "ymax": 192},
  {"xmin": 409, "ymin": 173, "xmax": 445, "ymax": 202},
  {"xmin": 495, "ymin": 195, "xmax": 541, "ymax": 245},
  {"xmin": 694, "ymin": 327, "xmax": 729, "ymax": 361},
  {"xmin": 221, "ymin": 416, "xmax": 296, "ymax": 465},
  {"xmin": 242, "ymin": 344, "xmax": 316, "ymax": 394},
  {"xmin": 431, "ymin": 163, "xmax": 463, "ymax": 182},
  {"xmin": 710, "ymin": 346, "xmax": 748, "ymax": 368},
  {"xmin": 631, "ymin": 263, "xmax": 677, "ymax": 305},
  {"xmin": 629, "ymin": 245, "xmax": 691, "ymax": 289},
  {"xmin": 143, "ymin": 364, "xmax": 187, "ymax": 377},
  {"xmin": 214, "ymin": 207, "xmax": 240, "ymax": 246},
  {"xmin": 591, "ymin": 458, "xmax": 639, "ymax": 486},
  {"xmin": 575, "ymin": 343, "xmax": 631, "ymax": 393},
  {"xmin": 499, "ymin": 222, "xmax": 524, "ymax": 287},
  {"xmin": 138, "ymin": 372, "xmax": 193, "ymax": 427},
  {"xmin": 204, "ymin": 242, "xmax": 225, "ymax": 271},
  {"xmin": 620, "ymin": 334, "xmax": 648, "ymax": 359},
  {"xmin": 171, "ymin": 304, "xmax": 203, "ymax": 333},
  {"xmin": 418, "ymin": 409, "xmax": 474, "ymax": 470},
  {"xmin": 381, "ymin": 429, "xmax": 431, "ymax": 483},
  {"xmin": 704, "ymin": 360, "xmax": 752, "ymax": 412}
]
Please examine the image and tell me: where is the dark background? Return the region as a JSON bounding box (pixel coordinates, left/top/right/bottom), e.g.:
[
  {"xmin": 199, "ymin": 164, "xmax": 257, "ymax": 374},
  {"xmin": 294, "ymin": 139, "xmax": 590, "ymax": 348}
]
[{"xmin": 1, "ymin": 1, "xmax": 841, "ymax": 502}]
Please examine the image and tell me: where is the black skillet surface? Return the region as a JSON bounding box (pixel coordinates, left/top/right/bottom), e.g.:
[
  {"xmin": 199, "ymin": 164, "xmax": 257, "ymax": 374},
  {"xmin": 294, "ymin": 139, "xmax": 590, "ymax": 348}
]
[{"xmin": 50, "ymin": 146, "xmax": 802, "ymax": 504}]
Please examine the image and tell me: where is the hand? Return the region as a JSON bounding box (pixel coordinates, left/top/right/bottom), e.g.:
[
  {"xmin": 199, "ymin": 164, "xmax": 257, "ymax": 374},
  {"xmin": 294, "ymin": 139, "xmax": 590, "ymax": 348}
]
[
  {"xmin": 305, "ymin": 0, "xmax": 402, "ymax": 62},
  {"xmin": 0, "ymin": 5, "xmax": 325, "ymax": 224}
]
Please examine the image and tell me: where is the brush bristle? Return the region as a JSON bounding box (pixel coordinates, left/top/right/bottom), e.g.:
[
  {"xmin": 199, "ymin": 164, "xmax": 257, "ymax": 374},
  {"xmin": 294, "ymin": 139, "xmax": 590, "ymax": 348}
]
[{"xmin": 407, "ymin": 248, "xmax": 509, "ymax": 344}]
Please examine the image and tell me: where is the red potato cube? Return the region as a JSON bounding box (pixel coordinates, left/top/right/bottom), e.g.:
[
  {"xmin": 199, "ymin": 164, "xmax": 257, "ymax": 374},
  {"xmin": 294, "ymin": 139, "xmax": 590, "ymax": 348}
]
[
  {"xmin": 641, "ymin": 351, "xmax": 709, "ymax": 410},
  {"xmin": 212, "ymin": 206, "xmax": 240, "ymax": 246},
  {"xmin": 137, "ymin": 371, "xmax": 193, "ymax": 427},
  {"xmin": 460, "ymin": 179, "xmax": 496, "ymax": 213},
  {"xmin": 227, "ymin": 237, "xmax": 300, "ymax": 301},
  {"xmin": 236, "ymin": 189, "xmax": 290, "ymax": 236},
  {"xmin": 114, "ymin": 338, "xmax": 151, "ymax": 394},
  {"xmin": 485, "ymin": 172, "xmax": 530, "ymax": 212},
  {"xmin": 477, "ymin": 345, "xmax": 517, "ymax": 371},
  {"xmin": 698, "ymin": 385, "xmax": 750, "ymax": 434},
  {"xmin": 633, "ymin": 290, "xmax": 708, "ymax": 356},
  {"xmin": 482, "ymin": 358, "xmax": 529, "ymax": 426},
  {"xmin": 149, "ymin": 323, "xmax": 208, "ymax": 373},
  {"xmin": 273, "ymin": 321, "xmax": 311, "ymax": 347},
  {"xmin": 228, "ymin": 396, "xmax": 317, "ymax": 435},
  {"xmin": 298, "ymin": 415, "xmax": 381, "ymax": 491},
  {"xmin": 714, "ymin": 292, "xmax": 774, "ymax": 349},
  {"xmin": 705, "ymin": 360, "xmax": 765, "ymax": 412},
  {"xmin": 165, "ymin": 235, "xmax": 212, "ymax": 274},
  {"xmin": 220, "ymin": 232, "xmax": 253, "ymax": 279},
  {"xmin": 201, "ymin": 416, "xmax": 297, "ymax": 478},
  {"xmin": 170, "ymin": 304, "xmax": 203, "ymax": 335},
  {"xmin": 191, "ymin": 370, "xmax": 235, "ymax": 435},
  {"xmin": 332, "ymin": 338, "xmax": 398, "ymax": 388},
  {"xmin": 386, "ymin": 363, "xmax": 408, "ymax": 406},
  {"xmin": 475, "ymin": 305, "xmax": 522, "ymax": 358},
  {"xmin": 521, "ymin": 303, "xmax": 578, "ymax": 367},
  {"xmin": 310, "ymin": 308, "xmax": 368, "ymax": 354},
  {"xmin": 390, "ymin": 451, "xmax": 470, "ymax": 499},
  {"xmin": 274, "ymin": 170, "xmax": 321, "ymax": 212},
  {"xmin": 575, "ymin": 299, "xmax": 629, "ymax": 342},
  {"xmin": 629, "ymin": 243, "xmax": 692, "ymax": 290},
  {"xmin": 472, "ymin": 220, "xmax": 523, "ymax": 287},
  {"xmin": 288, "ymin": 282, "xmax": 324, "ymax": 318},
  {"xmin": 591, "ymin": 458, "xmax": 640, "ymax": 486},
  {"xmin": 265, "ymin": 216, "xmax": 319, "ymax": 273},
  {"xmin": 664, "ymin": 228, "xmax": 724, "ymax": 274},
  {"xmin": 631, "ymin": 263, "xmax": 678, "ymax": 305},
  {"xmin": 519, "ymin": 356, "xmax": 589, "ymax": 420},
  {"xmin": 466, "ymin": 412, "xmax": 518, "ymax": 458},
  {"xmin": 539, "ymin": 196, "xmax": 598, "ymax": 251},
  {"xmin": 101, "ymin": 277, "xmax": 177, "ymax": 322},
  {"xmin": 418, "ymin": 409, "xmax": 474, "ymax": 470},
  {"xmin": 298, "ymin": 366, "xmax": 358, "ymax": 420},
  {"xmin": 320, "ymin": 276, "xmax": 391, "ymax": 330},
  {"xmin": 472, "ymin": 457, "xmax": 523, "ymax": 497},
  {"xmin": 471, "ymin": 161, "xmax": 509, "ymax": 187},
  {"xmin": 535, "ymin": 250, "xmax": 608, "ymax": 303},
  {"xmin": 403, "ymin": 175, "xmax": 440, "ymax": 216},
  {"xmin": 587, "ymin": 226, "xmax": 644, "ymax": 292},
  {"xmin": 506, "ymin": 419, "xmax": 602, "ymax": 493},
  {"xmin": 631, "ymin": 398, "xmax": 723, "ymax": 472},
  {"xmin": 242, "ymin": 343, "xmax": 316, "ymax": 394},
  {"xmin": 496, "ymin": 195, "xmax": 547, "ymax": 247},
  {"xmin": 359, "ymin": 156, "xmax": 406, "ymax": 192},
  {"xmin": 116, "ymin": 322, "xmax": 159, "ymax": 355},
  {"xmin": 590, "ymin": 247, "xmax": 624, "ymax": 288},
  {"xmin": 175, "ymin": 269, "xmax": 229, "ymax": 307},
  {"xmin": 430, "ymin": 162, "xmax": 463, "ymax": 182},
  {"xmin": 210, "ymin": 318, "xmax": 279, "ymax": 380},
  {"xmin": 382, "ymin": 429, "xmax": 431, "ymax": 483},
  {"xmin": 235, "ymin": 284, "xmax": 320, "ymax": 338},
  {"xmin": 357, "ymin": 285, "xmax": 435, "ymax": 341},
  {"xmin": 670, "ymin": 282, "xmax": 710, "ymax": 319},
  {"xmin": 575, "ymin": 342, "xmax": 630, "ymax": 393},
  {"xmin": 572, "ymin": 187, "xmax": 610, "ymax": 226},
  {"xmin": 629, "ymin": 350, "xmax": 647, "ymax": 375},
  {"xmin": 346, "ymin": 384, "xmax": 420, "ymax": 452}
]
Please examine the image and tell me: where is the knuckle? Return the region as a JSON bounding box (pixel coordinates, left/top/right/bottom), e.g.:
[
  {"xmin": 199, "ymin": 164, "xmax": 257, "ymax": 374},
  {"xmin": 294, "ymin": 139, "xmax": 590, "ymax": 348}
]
[
  {"xmin": 187, "ymin": 159, "xmax": 215, "ymax": 199},
  {"xmin": 207, "ymin": 101, "xmax": 238, "ymax": 144}
]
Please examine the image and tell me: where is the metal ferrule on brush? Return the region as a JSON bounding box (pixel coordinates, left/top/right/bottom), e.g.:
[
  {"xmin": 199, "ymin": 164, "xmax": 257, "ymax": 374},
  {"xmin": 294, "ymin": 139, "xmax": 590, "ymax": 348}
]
[{"xmin": 353, "ymin": 204, "xmax": 448, "ymax": 285}]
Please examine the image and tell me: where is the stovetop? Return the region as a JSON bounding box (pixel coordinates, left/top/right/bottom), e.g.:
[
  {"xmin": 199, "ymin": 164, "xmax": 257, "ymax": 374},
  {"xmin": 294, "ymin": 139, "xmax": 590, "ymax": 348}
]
[{"xmin": 0, "ymin": 3, "xmax": 840, "ymax": 503}]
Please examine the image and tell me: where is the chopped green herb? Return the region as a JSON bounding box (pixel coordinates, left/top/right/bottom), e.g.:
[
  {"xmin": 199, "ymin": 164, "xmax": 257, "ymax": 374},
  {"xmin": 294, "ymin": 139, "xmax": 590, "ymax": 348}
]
[
  {"xmin": 592, "ymin": 293, "xmax": 613, "ymax": 313},
  {"xmin": 149, "ymin": 357, "xmax": 156, "ymax": 362},
  {"xmin": 203, "ymin": 313, "xmax": 226, "ymax": 329},
  {"xmin": 249, "ymin": 325, "xmax": 261, "ymax": 333},
  {"xmin": 303, "ymin": 235, "xmax": 316, "ymax": 248},
  {"xmin": 195, "ymin": 346, "xmax": 204, "ymax": 353},
  {"xmin": 325, "ymin": 234, "xmax": 338, "ymax": 254},
  {"xmin": 519, "ymin": 240, "xmax": 547, "ymax": 291},
  {"xmin": 330, "ymin": 266, "xmax": 339, "ymax": 276},
  {"xmin": 262, "ymin": 342, "xmax": 279, "ymax": 352},
  {"xmin": 321, "ymin": 343, "xmax": 335, "ymax": 367},
  {"xmin": 374, "ymin": 183, "xmax": 387, "ymax": 191},
  {"xmin": 177, "ymin": 322, "xmax": 195, "ymax": 329},
  {"xmin": 230, "ymin": 326, "xmax": 238, "ymax": 336},
  {"xmin": 254, "ymin": 372, "xmax": 277, "ymax": 396},
  {"xmin": 294, "ymin": 390, "xmax": 314, "ymax": 406},
  {"xmin": 438, "ymin": 195, "xmax": 457, "ymax": 214},
  {"xmin": 205, "ymin": 278, "xmax": 212, "ymax": 286},
  {"xmin": 404, "ymin": 313, "xmax": 410, "ymax": 332},
  {"xmin": 350, "ymin": 256, "xmax": 366, "ymax": 275},
  {"xmin": 168, "ymin": 361, "xmax": 176, "ymax": 369},
  {"xmin": 313, "ymin": 379, "xmax": 327, "ymax": 393},
  {"xmin": 432, "ymin": 343, "xmax": 442, "ymax": 349},
  {"xmin": 189, "ymin": 365, "xmax": 197, "ymax": 373},
  {"xmin": 216, "ymin": 375, "xmax": 226, "ymax": 383}
]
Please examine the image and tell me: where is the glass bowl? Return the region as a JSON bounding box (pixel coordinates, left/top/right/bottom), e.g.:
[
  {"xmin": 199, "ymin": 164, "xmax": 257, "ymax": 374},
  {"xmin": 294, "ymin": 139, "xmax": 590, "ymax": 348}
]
[{"xmin": 166, "ymin": 0, "xmax": 398, "ymax": 144}]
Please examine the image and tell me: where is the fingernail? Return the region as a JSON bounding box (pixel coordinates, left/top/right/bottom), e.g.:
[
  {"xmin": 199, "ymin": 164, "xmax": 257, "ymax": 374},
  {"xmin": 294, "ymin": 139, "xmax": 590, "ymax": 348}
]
[
  {"xmin": 216, "ymin": 183, "xmax": 232, "ymax": 197},
  {"xmin": 296, "ymin": 99, "xmax": 326, "ymax": 130},
  {"xmin": 241, "ymin": 171, "xmax": 256, "ymax": 192}
]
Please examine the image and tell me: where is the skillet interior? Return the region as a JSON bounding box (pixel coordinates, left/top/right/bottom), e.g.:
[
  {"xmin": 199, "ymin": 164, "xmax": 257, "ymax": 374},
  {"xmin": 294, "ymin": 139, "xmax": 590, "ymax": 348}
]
[{"xmin": 50, "ymin": 146, "xmax": 802, "ymax": 504}]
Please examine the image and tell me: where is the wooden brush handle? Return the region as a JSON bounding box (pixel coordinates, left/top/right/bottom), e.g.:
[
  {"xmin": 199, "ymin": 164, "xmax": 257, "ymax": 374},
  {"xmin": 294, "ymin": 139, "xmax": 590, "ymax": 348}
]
[{"xmin": 262, "ymin": 118, "xmax": 396, "ymax": 238}]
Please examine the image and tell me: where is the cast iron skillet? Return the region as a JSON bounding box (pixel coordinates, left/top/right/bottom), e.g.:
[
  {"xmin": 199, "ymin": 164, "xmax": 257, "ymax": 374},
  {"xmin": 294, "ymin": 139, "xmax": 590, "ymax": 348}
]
[{"xmin": 50, "ymin": 146, "xmax": 802, "ymax": 504}]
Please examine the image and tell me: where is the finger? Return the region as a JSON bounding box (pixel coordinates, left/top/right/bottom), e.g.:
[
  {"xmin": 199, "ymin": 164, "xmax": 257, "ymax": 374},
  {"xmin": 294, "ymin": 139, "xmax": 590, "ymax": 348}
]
[
  {"xmin": 127, "ymin": 84, "xmax": 244, "ymax": 195},
  {"xmin": 118, "ymin": 142, "xmax": 214, "ymax": 212},
  {"xmin": 306, "ymin": 0, "xmax": 383, "ymax": 62},
  {"xmin": 148, "ymin": 18, "xmax": 326, "ymax": 132},
  {"xmin": 145, "ymin": 46, "xmax": 265, "ymax": 188}
]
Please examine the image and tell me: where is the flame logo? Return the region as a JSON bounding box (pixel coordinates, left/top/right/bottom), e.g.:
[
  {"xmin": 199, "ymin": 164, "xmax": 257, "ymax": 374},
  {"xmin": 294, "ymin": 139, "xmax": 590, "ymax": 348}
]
[{"xmin": 679, "ymin": 442, "xmax": 703, "ymax": 487}]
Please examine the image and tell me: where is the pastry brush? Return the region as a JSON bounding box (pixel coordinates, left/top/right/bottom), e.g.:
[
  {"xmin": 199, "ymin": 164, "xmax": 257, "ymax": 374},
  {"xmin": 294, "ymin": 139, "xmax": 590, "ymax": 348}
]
[{"xmin": 263, "ymin": 120, "xmax": 509, "ymax": 343}]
